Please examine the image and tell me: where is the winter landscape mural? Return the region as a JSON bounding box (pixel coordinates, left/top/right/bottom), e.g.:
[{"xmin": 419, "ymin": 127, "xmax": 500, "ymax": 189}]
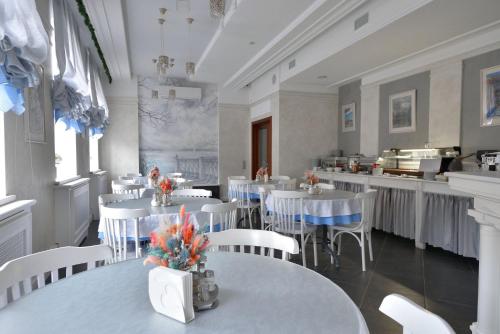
[{"xmin": 138, "ymin": 77, "xmax": 218, "ymax": 185}]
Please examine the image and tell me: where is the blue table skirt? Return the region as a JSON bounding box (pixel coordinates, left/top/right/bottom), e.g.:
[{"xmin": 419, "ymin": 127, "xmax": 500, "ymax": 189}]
[{"xmin": 303, "ymin": 213, "xmax": 361, "ymax": 226}]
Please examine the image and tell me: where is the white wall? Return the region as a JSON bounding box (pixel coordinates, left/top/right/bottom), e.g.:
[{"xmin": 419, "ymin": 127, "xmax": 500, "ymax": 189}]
[
  {"xmin": 218, "ymin": 103, "xmax": 249, "ymax": 198},
  {"xmin": 278, "ymin": 91, "xmax": 338, "ymax": 179}
]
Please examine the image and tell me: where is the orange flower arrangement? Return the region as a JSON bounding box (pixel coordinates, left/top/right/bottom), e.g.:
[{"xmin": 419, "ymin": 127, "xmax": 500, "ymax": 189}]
[
  {"xmin": 159, "ymin": 178, "xmax": 176, "ymax": 194},
  {"xmin": 144, "ymin": 205, "xmax": 209, "ymax": 270},
  {"xmin": 305, "ymin": 170, "xmax": 319, "ymax": 185}
]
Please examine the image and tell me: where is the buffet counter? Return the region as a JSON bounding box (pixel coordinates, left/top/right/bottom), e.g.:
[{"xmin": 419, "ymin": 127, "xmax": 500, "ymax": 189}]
[{"xmin": 313, "ymin": 171, "xmax": 478, "ymax": 258}]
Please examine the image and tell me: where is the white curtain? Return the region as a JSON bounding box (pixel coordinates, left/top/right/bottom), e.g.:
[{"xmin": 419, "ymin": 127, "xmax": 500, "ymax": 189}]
[
  {"xmin": 87, "ymin": 49, "xmax": 109, "ymax": 137},
  {"xmin": 0, "ymin": 0, "xmax": 48, "ymax": 113}
]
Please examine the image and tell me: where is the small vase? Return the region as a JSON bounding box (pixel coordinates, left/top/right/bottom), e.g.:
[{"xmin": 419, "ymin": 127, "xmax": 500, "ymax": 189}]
[
  {"xmin": 264, "ymin": 174, "xmax": 269, "ymax": 183},
  {"xmin": 308, "ymin": 186, "xmax": 315, "ymax": 195},
  {"xmin": 162, "ymin": 193, "xmax": 171, "ymax": 206},
  {"xmin": 151, "ymin": 193, "xmax": 160, "ymax": 207}
]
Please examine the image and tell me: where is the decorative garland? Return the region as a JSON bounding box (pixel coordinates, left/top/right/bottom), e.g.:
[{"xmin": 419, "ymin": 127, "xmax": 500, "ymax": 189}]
[{"xmin": 75, "ymin": 0, "xmax": 113, "ymax": 83}]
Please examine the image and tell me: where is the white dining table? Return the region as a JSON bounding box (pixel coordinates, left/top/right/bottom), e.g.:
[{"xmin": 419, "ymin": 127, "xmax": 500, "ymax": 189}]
[
  {"xmin": 98, "ymin": 197, "xmax": 222, "ymax": 239},
  {"xmin": 0, "ymin": 252, "xmax": 369, "ymax": 333}
]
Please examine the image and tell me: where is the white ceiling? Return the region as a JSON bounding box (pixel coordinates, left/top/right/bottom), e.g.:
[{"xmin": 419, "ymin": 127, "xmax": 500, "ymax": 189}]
[{"xmin": 283, "ymin": 0, "xmax": 500, "ymax": 88}]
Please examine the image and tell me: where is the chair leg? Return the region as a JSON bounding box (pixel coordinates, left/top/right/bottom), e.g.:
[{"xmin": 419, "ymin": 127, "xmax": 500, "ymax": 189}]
[
  {"xmin": 367, "ymin": 231, "xmax": 374, "ymax": 261},
  {"xmin": 337, "ymin": 234, "xmax": 342, "ymax": 256},
  {"xmin": 361, "ymin": 231, "xmax": 366, "ymax": 271},
  {"xmin": 301, "ymin": 233, "xmax": 307, "ymax": 267},
  {"xmin": 248, "ymin": 208, "xmax": 253, "ymax": 229},
  {"xmin": 330, "ymin": 229, "xmax": 335, "ymax": 264},
  {"xmin": 312, "ymin": 232, "xmax": 318, "ymax": 267}
]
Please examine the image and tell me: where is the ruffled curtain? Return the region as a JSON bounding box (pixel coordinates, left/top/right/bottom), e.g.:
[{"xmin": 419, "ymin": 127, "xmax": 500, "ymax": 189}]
[
  {"xmin": 87, "ymin": 50, "xmax": 109, "ymax": 137},
  {"xmin": 0, "ymin": 0, "xmax": 49, "ymax": 113}
]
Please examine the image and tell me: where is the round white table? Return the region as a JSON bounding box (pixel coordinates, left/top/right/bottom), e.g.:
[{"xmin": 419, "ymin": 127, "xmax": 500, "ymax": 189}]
[
  {"xmin": 0, "ymin": 252, "xmax": 368, "ymax": 333},
  {"xmin": 98, "ymin": 197, "xmax": 222, "ymax": 239},
  {"xmin": 265, "ymin": 189, "xmax": 361, "ymax": 225}
]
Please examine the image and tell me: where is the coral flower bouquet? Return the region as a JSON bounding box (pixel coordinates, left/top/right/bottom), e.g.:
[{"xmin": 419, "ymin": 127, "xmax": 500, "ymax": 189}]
[
  {"xmin": 305, "ymin": 170, "xmax": 320, "ymax": 185},
  {"xmin": 144, "ymin": 205, "xmax": 209, "ymax": 271}
]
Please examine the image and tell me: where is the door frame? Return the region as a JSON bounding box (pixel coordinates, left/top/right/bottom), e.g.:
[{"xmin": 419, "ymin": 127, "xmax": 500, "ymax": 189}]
[{"xmin": 251, "ymin": 116, "xmax": 272, "ymax": 178}]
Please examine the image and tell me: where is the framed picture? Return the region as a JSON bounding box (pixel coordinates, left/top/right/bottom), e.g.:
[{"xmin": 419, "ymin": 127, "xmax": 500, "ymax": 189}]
[
  {"xmin": 24, "ymin": 65, "xmax": 46, "ymax": 144},
  {"xmin": 341, "ymin": 103, "xmax": 356, "ymax": 132},
  {"xmin": 389, "ymin": 89, "xmax": 416, "ymax": 133},
  {"xmin": 480, "ymin": 65, "xmax": 500, "ymax": 127}
]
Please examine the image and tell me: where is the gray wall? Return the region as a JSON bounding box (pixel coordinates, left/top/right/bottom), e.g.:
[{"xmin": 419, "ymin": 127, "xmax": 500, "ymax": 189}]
[
  {"xmin": 379, "ymin": 71, "xmax": 430, "ymax": 152},
  {"xmin": 461, "ymin": 48, "xmax": 500, "ymax": 154},
  {"xmin": 338, "ymin": 80, "xmax": 361, "ymax": 155}
]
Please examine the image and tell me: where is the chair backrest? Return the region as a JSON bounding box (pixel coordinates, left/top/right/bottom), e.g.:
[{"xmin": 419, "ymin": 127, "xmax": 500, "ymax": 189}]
[
  {"xmin": 167, "ymin": 172, "xmax": 182, "ymax": 178},
  {"xmin": 207, "ymin": 229, "xmax": 299, "ymax": 260},
  {"xmin": 356, "ymin": 189, "xmax": 377, "ymax": 231},
  {"xmin": 316, "ymin": 183, "xmax": 335, "ymax": 190},
  {"xmin": 126, "ymin": 173, "xmax": 142, "ymax": 177},
  {"xmin": 175, "ymin": 178, "xmax": 193, "ymax": 189},
  {"xmin": 201, "ymin": 201, "xmax": 238, "ymax": 232},
  {"xmin": 118, "ymin": 176, "xmax": 134, "ymax": 181},
  {"xmin": 133, "ymin": 176, "xmax": 148, "ymax": 185},
  {"xmin": 100, "ymin": 206, "xmax": 149, "ymax": 262},
  {"xmin": 270, "ymin": 190, "xmax": 308, "ymax": 234},
  {"xmin": 277, "ymin": 178, "xmax": 297, "ymax": 190},
  {"xmin": 0, "ymin": 245, "xmax": 113, "ymax": 309},
  {"xmin": 227, "ymin": 176, "xmax": 247, "ymax": 199},
  {"xmin": 258, "ymin": 185, "xmax": 276, "ymax": 230},
  {"xmin": 111, "ymin": 182, "xmax": 144, "ymax": 199},
  {"xmin": 172, "ymin": 189, "xmax": 212, "ymax": 198},
  {"xmin": 228, "ymin": 179, "xmax": 254, "ymax": 206},
  {"xmin": 379, "ymin": 294, "xmax": 455, "ymax": 334},
  {"xmin": 98, "ymin": 193, "xmax": 134, "ymax": 217},
  {"xmin": 270, "ymin": 175, "xmax": 290, "ymax": 181}
]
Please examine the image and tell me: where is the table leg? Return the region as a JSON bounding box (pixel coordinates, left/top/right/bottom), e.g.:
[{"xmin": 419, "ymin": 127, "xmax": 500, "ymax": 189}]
[{"xmin": 321, "ymin": 226, "xmax": 340, "ymax": 268}]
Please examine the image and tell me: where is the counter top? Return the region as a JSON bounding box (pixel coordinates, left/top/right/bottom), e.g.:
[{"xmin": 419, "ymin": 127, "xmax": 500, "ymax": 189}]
[
  {"xmin": 314, "ymin": 171, "xmax": 448, "ymax": 184},
  {"xmin": 445, "ymin": 171, "xmax": 500, "ymax": 183}
]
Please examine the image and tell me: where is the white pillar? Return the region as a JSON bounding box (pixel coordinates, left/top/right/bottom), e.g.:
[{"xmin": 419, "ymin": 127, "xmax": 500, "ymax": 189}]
[
  {"xmin": 428, "ymin": 61, "xmax": 462, "ymax": 147},
  {"xmin": 359, "ymin": 84, "xmax": 379, "ymax": 157},
  {"xmin": 447, "ymin": 171, "xmax": 500, "ymax": 334}
]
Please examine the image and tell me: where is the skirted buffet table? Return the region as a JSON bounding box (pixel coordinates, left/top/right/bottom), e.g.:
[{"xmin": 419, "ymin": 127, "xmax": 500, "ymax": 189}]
[{"xmin": 314, "ymin": 171, "xmax": 478, "ymax": 258}]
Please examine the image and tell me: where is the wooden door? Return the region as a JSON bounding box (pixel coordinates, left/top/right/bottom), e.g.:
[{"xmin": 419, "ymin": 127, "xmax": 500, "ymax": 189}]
[{"xmin": 251, "ymin": 117, "xmax": 272, "ymax": 178}]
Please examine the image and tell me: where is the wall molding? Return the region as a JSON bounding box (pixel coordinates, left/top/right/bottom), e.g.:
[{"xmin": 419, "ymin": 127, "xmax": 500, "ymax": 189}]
[{"xmin": 279, "ymin": 90, "xmax": 337, "ymax": 101}]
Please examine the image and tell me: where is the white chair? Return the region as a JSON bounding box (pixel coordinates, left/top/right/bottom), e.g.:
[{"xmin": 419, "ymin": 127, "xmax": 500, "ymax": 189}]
[
  {"xmin": 208, "ymin": 229, "xmax": 299, "ymax": 260},
  {"xmin": 172, "ymin": 188, "xmax": 212, "ymax": 198},
  {"xmin": 227, "ymin": 176, "xmax": 247, "ymax": 200},
  {"xmin": 270, "ymin": 175, "xmax": 290, "ymax": 181},
  {"xmin": 118, "ymin": 176, "xmax": 134, "ymax": 181},
  {"xmin": 98, "ymin": 193, "xmax": 134, "ymax": 218},
  {"xmin": 271, "ymin": 190, "xmax": 318, "ymax": 267},
  {"xmin": 379, "ymin": 294, "xmax": 455, "ymax": 334},
  {"xmin": 175, "ymin": 178, "xmax": 193, "ymax": 189},
  {"xmin": 228, "ymin": 179, "xmax": 259, "ymax": 229},
  {"xmin": 126, "ymin": 173, "xmax": 142, "ymax": 177},
  {"xmin": 0, "ymin": 245, "xmax": 112, "ymax": 309},
  {"xmin": 100, "ymin": 206, "xmax": 149, "ymax": 261},
  {"xmin": 111, "ymin": 182, "xmax": 144, "ymax": 199},
  {"xmin": 329, "ymin": 189, "xmax": 377, "ymax": 271},
  {"xmin": 277, "ymin": 178, "xmax": 297, "ymax": 190},
  {"xmin": 316, "ymin": 183, "xmax": 335, "ymax": 190},
  {"xmin": 167, "ymin": 172, "xmax": 182, "ymax": 178},
  {"xmin": 258, "ymin": 185, "xmax": 275, "ymax": 230},
  {"xmin": 201, "ymin": 200, "xmax": 238, "ymax": 232}
]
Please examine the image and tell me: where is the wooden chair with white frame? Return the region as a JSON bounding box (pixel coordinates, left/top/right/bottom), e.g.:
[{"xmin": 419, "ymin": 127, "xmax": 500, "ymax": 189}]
[
  {"xmin": 258, "ymin": 185, "xmax": 275, "ymax": 230},
  {"xmin": 201, "ymin": 200, "xmax": 238, "ymax": 232},
  {"xmin": 0, "ymin": 245, "xmax": 113, "ymax": 309},
  {"xmin": 379, "ymin": 294, "xmax": 455, "ymax": 334},
  {"xmin": 277, "ymin": 178, "xmax": 297, "ymax": 190},
  {"xmin": 316, "ymin": 183, "xmax": 335, "ymax": 190},
  {"xmin": 270, "ymin": 175, "xmax": 290, "ymax": 181},
  {"xmin": 329, "ymin": 189, "xmax": 377, "ymax": 271},
  {"xmin": 172, "ymin": 188, "xmax": 212, "ymax": 198},
  {"xmin": 227, "ymin": 176, "xmax": 246, "ymax": 200},
  {"xmin": 228, "ymin": 179, "xmax": 259, "ymax": 229},
  {"xmin": 166, "ymin": 172, "xmax": 182, "ymax": 179},
  {"xmin": 98, "ymin": 193, "xmax": 134, "ymax": 218},
  {"xmin": 100, "ymin": 206, "xmax": 149, "ymax": 261},
  {"xmin": 207, "ymin": 229, "xmax": 299, "ymax": 260},
  {"xmin": 111, "ymin": 181, "xmax": 144, "ymax": 199},
  {"xmin": 271, "ymin": 190, "xmax": 318, "ymax": 267}
]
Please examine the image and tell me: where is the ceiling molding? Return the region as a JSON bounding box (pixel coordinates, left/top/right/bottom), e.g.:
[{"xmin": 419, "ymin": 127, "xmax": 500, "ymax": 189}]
[
  {"xmin": 222, "ymin": 0, "xmax": 367, "ymax": 90},
  {"xmin": 83, "ymin": 0, "xmax": 131, "ymax": 80},
  {"xmin": 350, "ymin": 20, "xmax": 500, "ymax": 87}
]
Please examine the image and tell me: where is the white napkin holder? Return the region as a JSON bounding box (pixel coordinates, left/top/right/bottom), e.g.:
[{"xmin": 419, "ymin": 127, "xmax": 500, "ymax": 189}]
[{"xmin": 149, "ymin": 266, "xmax": 195, "ymax": 323}]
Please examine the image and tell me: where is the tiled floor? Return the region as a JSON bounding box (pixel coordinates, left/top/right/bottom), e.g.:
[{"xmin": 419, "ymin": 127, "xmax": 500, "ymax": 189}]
[{"xmin": 83, "ymin": 221, "xmax": 478, "ymax": 334}]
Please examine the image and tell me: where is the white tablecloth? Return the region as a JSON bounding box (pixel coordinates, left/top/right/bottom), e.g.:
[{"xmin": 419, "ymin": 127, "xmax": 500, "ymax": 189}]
[
  {"xmin": 98, "ymin": 197, "xmax": 222, "ymax": 240},
  {"xmin": 0, "ymin": 252, "xmax": 369, "ymax": 333},
  {"xmin": 265, "ymin": 190, "xmax": 361, "ymax": 225}
]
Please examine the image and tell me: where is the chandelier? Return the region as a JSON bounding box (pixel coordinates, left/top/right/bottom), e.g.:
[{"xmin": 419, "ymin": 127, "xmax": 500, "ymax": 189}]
[
  {"xmin": 209, "ymin": 0, "xmax": 225, "ymax": 18},
  {"xmin": 185, "ymin": 17, "xmax": 195, "ymax": 79},
  {"xmin": 154, "ymin": 8, "xmax": 174, "ymax": 83}
]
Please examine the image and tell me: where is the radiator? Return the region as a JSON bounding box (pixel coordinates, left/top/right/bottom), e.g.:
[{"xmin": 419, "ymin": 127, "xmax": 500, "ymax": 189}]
[
  {"xmin": 54, "ymin": 178, "xmax": 91, "ymax": 247},
  {"xmin": 89, "ymin": 171, "xmax": 108, "ymax": 220},
  {"xmin": 0, "ymin": 197, "xmax": 35, "ymax": 267}
]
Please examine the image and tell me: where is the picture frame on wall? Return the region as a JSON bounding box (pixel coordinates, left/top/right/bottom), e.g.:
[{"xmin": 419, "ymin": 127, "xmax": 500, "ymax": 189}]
[
  {"xmin": 24, "ymin": 65, "xmax": 46, "ymax": 144},
  {"xmin": 341, "ymin": 102, "xmax": 356, "ymax": 132},
  {"xmin": 389, "ymin": 89, "xmax": 416, "ymax": 133},
  {"xmin": 480, "ymin": 64, "xmax": 500, "ymax": 127}
]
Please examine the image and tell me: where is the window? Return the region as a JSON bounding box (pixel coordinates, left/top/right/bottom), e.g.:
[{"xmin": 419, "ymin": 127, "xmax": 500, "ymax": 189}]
[
  {"xmin": 89, "ymin": 135, "xmax": 99, "ymax": 172},
  {"xmin": 54, "ymin": 120, "xmax": 77, "ymax": 181}
]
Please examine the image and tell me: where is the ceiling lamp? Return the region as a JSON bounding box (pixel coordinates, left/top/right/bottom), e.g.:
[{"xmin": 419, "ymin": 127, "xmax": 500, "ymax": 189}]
[
  {"xmin": 154, "ymin": 8, "xmax": 174, "ymax": 84},
  {"xmin": 209, "ymin": 0, "xmax": 225, "ymax": 18},
  {"xmin": 185, "ymin": 17, "xmax": 195, "ymax": 80}
]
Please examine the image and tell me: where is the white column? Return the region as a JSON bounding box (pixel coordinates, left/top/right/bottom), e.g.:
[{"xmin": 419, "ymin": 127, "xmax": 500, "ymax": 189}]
[
  {"xmin": 446, "ymin": 171, "xmax": 500, "ymax": 334},
  {"xmin": 359, "ymin": 84, "xmax": 379, "ymax": 157},
  {"xmin": 428, "ymin": 61, "xmax": 462, "ymax": 147}
]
